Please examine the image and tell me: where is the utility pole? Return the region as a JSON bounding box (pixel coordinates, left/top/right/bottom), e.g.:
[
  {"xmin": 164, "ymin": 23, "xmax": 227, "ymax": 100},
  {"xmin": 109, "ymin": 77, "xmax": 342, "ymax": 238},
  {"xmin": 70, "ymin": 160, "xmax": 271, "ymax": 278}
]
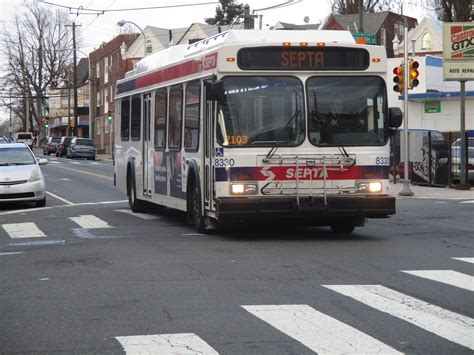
[
  {"xmin": 358, "ymin": 0, "xmax": 364, "ymax": 32},
  {"xmin": 66, "ymin": 22, "xmax": 81, "ymax": 136},
  {"xmin": 243, "ymin": 5, "xmax": 257, "ymax": 29}
]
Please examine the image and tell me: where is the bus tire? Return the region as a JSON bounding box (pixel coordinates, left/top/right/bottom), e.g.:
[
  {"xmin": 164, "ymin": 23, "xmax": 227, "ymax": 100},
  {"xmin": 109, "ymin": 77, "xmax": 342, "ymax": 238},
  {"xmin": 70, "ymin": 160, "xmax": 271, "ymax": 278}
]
[
  {"xmin": 330, "ymin": 223, "xmax": 355, "ymax": 234},
  {"xmin": 189, "ymin": 181, "xmax": 206, "ymax": 232},
  {"xmin": 128, "ymin": 173, "xmax": 145, "ymax": 213}
]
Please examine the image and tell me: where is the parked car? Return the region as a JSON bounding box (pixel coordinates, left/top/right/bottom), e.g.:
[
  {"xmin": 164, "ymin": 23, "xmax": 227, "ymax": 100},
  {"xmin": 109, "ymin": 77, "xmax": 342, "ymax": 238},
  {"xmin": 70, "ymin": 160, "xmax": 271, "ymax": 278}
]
[
  {"xmin": 0, "ymin": 143, "xmax": 47, "ymax": 207},
  {"xmin": 43, "ymin": 136, "xmax": 61, "ymax": 155},
  {"xmin": 66, "ymin": 137, "xmax": 96, "ymax": 160},
  {"xmin": 14, "ymin": 132, "xmax": 34, "ymax": 149},
  {"xmin": 56, "ymin": 136, "xmax": 75, "ymax": 157},
  {"xmin": 451, "ymin": 137, "xmax": 474, "ymax": 182},
  {"xmin": 0, "ymin": 136, "xmax": 10, "ymax": 144}
]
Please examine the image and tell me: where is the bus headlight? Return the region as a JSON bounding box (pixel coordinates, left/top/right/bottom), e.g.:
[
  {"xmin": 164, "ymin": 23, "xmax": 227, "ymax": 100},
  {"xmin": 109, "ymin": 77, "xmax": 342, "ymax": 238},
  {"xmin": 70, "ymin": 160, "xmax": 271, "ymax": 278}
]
[
  {"xmin": 356, "ymin": 181, "xmax": 382, "ymax": 193},
  {"xmin": 230, "ymin": 183, "xmax": 258, "ymax": 195}
]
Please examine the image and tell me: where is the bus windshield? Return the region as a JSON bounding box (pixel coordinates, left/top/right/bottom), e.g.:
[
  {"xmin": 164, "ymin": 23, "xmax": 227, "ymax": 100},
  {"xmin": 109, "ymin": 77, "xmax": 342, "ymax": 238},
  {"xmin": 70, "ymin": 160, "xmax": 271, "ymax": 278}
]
[
  {"xmin": 308, "ymin": 76, "xmax": 388, "ymax": 146},
  {"xmin": 217, "ymin": 76, "xmax": 304, "ymax": 147}
]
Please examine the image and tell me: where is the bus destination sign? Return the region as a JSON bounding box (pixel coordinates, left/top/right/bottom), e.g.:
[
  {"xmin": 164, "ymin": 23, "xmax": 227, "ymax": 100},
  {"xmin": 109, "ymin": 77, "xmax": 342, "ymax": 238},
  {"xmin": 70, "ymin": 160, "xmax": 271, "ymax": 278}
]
[{"xmin": 238, "ymin": 47, "xmax": 369, "ymax": 70}]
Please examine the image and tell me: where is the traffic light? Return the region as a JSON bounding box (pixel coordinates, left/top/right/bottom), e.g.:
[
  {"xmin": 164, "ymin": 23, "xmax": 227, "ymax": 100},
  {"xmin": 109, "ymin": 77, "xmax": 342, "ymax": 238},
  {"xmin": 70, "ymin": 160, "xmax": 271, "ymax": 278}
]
[
  {"xmin": 408, "ymin": 59, "xmax": 419, "ymax": 89},
  {"xmin": 393, "ymin": 65, "xmax": 404, "ymax": 93},
  {"xmin": 107, "ymin": 110, "xmax": 112, "ymax": 121}
]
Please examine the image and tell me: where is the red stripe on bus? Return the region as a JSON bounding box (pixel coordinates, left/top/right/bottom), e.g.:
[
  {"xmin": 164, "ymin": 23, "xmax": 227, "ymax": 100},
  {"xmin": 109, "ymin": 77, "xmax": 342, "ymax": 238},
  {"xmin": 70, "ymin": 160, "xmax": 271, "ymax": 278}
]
[{"xmin": 135, "ymin": 60, "xmax": 202, "ymax": 90}]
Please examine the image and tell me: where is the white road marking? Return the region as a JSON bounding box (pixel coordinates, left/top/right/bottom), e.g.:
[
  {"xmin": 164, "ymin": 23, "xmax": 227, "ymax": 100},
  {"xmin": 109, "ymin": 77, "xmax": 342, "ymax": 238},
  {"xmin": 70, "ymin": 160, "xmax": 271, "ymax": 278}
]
[
  {"xmin": 68, "ymin": 161, "xmax": 81, "ymax": 164},
  {"xmin": 114, "ymin": 209, "xmax": 160, "ymax": 220},
  {"xmin": 0, "ymin": 200, "xmax": 128, "ymax": 216},
  {"xmin": 0, "ymin": 252, "xmax": 24, "ymax": 256},
  {"xmin": 460, "ymin": 200, "xmax": 474, "ymax": 204},
  {"xmin": 116, "ymin": 333, "xmax": 219, "ymax": 354},
  {"xmin": 90, "ymin": 162, "xmax": 100, "ymax": 165},
  {"xmin": 2, "ymin": 223, "xmax": 46, "ymax": 239},
  {"xmin": 243, "ymin": 304, "xmax": 401, "ymax": 354},
  {"xmin": 46, "ymin": 191, "xmax": 74, "ymax": 205},
  {"xmin": 60, "ymin": 178, "xmax": 71, "ymax": 181},
  {"xmin": 69, "ymin": 215, "xmax": 112, "ymax": 229},
  {"xmin": 181, "ymin": 233, "xmax": 204, "ymax": 236},
  {"xmin": 402, "ymin": 270, "xmax": 474, "ymax": 291},
  {"xmin": 324, "ymin": 285, "xmax": 474, "ymax": 350},
  {"xmin": 47, "ymin": 160, "xmax": 61, "ymax": 164},
  {"xmin": 453, "ymin": 257, "xmax": 474, "ymax": 264}
]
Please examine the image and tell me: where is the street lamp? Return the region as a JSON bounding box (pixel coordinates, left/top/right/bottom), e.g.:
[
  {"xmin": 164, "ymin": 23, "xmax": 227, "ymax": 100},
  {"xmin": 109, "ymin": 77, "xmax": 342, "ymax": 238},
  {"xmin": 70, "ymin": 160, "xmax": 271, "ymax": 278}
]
[{"xmin": 117, "ymin": 20, "xmax": 147, "ymax": 57}]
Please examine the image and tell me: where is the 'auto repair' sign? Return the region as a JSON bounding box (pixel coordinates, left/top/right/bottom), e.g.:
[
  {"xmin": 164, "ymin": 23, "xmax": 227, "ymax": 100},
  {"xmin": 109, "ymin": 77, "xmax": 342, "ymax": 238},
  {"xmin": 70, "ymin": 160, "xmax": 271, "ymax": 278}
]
[{"xmin": 443, "ymin": 22, "xmax": 474, "ymax": 81}]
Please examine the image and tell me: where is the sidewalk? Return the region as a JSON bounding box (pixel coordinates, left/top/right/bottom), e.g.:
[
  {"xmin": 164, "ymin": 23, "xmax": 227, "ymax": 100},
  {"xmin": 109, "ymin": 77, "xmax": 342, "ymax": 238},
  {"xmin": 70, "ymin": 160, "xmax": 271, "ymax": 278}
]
[
  {"xmin": 95, "ymin": 153, "xmax": 113, "ymax": 162},
  {"xmin": 388, "ymin": 181, "xmax": 474, "ymax": 199}
]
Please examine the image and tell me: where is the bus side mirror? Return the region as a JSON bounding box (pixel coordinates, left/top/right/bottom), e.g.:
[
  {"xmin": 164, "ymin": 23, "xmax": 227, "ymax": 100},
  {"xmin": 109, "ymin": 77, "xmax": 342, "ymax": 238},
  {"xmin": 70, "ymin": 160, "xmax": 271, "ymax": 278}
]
[
  {"xmin": 204, "ymin": 79, "xmax": 224, "ymax": 102},
  {"xmin": 388, "ymin": 107, "xmax": 403, "ymax": 128}
]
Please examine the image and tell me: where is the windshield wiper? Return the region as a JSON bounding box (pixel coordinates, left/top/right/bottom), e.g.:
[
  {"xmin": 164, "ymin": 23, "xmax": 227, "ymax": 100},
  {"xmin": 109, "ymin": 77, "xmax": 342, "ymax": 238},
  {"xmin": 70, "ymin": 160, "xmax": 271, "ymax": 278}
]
[
  {"xmin": 265, "ymin": 91, "xmax": 302, "ymax": 161},
  {"xmin": 311, "ymin": 89, "xmax": 350, "ymax": 158}
]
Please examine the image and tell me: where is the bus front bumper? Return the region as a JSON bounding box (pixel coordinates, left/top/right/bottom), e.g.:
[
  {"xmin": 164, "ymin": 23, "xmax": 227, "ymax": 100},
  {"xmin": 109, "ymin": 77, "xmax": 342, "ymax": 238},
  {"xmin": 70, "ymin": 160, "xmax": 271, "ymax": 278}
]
[{"xmin": 215, "ymin": 194, "xmax": 395, "ymax": 221}]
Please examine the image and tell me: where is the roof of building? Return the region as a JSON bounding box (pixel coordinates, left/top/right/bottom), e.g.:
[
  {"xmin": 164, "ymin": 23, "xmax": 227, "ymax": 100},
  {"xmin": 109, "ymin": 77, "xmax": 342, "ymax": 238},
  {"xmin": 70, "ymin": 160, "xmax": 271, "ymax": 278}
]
[{"xmin": 272, "ymin": 21, "xmax": 320, "ymax": 30}]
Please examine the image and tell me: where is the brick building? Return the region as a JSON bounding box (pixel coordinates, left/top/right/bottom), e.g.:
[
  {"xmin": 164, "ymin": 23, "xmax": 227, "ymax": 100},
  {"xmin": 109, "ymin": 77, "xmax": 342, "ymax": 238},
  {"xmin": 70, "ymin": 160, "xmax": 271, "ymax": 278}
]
[
  {"xmin": 89, "ymin": 33, "xmax": 139, "ymax": 154},
  {"xmin": 320, "ymin": 11, "xmax": 417, "ymax": 58}
]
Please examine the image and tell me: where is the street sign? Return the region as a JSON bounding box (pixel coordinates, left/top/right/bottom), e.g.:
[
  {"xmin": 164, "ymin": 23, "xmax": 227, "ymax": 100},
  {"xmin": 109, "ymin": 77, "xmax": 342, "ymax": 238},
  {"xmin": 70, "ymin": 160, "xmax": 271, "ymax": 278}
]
[
  {"xmin": 424, "ymin": 101, "xmax": 441, "ymax": 113},
  {"xmin": 352, "ymin": 32, "xmax": 376, "ymax": 45},
  {"xmin": 443, "ymin": 22, "xmax": 474, "ymax": 81}
]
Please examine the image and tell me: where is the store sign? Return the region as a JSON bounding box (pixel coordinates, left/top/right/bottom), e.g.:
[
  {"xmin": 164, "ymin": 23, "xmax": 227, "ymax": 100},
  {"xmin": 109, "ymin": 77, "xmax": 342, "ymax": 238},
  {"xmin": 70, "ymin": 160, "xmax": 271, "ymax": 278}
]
[
  {"xmin": 443, "ymin": 22, "xmax": 474, "ymax": 81},
  {"xmin": 424, "ymin": 101, "xmax": 441, "ymax": 113}
]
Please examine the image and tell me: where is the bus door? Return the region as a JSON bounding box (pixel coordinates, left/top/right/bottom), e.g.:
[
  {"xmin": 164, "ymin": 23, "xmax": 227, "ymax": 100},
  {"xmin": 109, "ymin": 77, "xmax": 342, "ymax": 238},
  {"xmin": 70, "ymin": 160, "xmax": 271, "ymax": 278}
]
[
  {"xmin": 142, "ymin": 93, "xmax": 152, "ymax": 197},
  {"xmin": 204, "ymin": 99, "xmax": 216, "ymax": 212}
]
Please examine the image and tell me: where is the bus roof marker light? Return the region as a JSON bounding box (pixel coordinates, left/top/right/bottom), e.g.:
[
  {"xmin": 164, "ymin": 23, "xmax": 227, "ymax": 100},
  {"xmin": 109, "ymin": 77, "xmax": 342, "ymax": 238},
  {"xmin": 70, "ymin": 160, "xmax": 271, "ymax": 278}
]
[
  {"xmin": 316, "ymin": 42, "xmax": 325, "ymax": 46},
  {"xmin": 300, "ymin": 42, "xmax": 308, "ymax": 47},
  {"xmin": 282, "ymin": 42, "xmax": 291, "ymax": 46},
  {"xmin": 226, "ymin": 57, "xmax": 236, "ymax": 62},
  {"xmin": 372, "ymin": 58, "xmax": 381, "ymax": 62}
]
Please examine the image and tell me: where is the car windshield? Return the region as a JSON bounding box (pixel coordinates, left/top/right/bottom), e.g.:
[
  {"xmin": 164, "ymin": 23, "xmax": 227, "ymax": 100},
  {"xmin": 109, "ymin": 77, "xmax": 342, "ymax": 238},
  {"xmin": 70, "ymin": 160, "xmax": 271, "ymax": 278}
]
[
  {"xmin": 17, "ymin": 134, "xmax": 32, "ymax": 139},
  {"xmin": 0, "ymin": 147, "xmax": 36, "ymax": 165},
  {"xmin": 216, "ymin": 76, "xmax": 304, "ymax": 147},
  {"xmin": 76, "ymin": 139, "xmax": 94, "ymax": 146},
  {"xmin": 308, "ymin": 76, "xmax": 388, "ymax": 146}
]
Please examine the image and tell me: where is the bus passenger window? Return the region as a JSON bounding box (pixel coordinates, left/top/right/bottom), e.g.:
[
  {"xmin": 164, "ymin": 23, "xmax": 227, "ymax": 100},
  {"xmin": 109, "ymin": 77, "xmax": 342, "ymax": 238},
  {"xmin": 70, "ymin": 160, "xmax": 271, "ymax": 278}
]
[
  {"xmin": 155, "ymin": 89, "xmax": 167, "ymax": 148},
  {"xmin": 120, "ymin": 99, "xmax": 130, "ymax": 141},
  {"xmin": 131, "ymin": 95, "xmax": 141, "ymax": 140},
  {"xmin": 169, "ymin": 85, "xmax": 183, "ymax": 148},
  {"xmin": 184, "ymin": 80, "xmax": 200, "ymax": 151}
]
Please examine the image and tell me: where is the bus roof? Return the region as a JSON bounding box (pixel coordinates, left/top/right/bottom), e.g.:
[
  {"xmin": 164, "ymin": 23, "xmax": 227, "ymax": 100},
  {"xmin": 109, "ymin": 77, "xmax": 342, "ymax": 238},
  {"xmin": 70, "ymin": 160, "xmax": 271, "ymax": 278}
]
[{"xmin": 128, "ymin": 29, "xmax": 357, "ymax": 78}]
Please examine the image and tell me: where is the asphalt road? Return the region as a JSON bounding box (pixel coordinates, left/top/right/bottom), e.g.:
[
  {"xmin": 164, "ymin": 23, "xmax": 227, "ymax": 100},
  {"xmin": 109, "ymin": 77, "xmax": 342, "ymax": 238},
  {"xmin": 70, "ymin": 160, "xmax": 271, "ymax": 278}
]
[{"xmin": 0, "ymin": 154, "xmax": 473, "ymax": 354}]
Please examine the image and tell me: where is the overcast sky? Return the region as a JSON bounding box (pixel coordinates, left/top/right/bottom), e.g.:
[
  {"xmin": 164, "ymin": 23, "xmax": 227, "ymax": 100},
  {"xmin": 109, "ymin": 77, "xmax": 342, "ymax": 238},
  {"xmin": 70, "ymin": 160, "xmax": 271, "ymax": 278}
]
[{"xmin": 0, "ymin": 0, "xmax": 429, "ymax": 57}]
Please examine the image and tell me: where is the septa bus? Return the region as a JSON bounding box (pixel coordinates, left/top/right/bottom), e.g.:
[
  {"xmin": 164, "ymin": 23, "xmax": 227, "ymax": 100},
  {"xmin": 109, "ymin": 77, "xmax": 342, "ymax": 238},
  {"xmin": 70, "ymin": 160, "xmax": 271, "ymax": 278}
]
[{"xmin": 114, "ymin": 30, "xmax": 403, "ymax": 233}]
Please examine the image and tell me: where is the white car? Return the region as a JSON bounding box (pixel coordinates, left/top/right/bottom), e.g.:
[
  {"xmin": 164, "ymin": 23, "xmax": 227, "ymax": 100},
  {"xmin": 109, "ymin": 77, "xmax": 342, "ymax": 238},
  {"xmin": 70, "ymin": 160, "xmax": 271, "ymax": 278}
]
[
  {"xmin": 451, "ymin": 138, "xmax": 474, "ymax": 182},
  {"xmin": 0, "ymin": 143, "xmax": 48, "ymax": 207}
]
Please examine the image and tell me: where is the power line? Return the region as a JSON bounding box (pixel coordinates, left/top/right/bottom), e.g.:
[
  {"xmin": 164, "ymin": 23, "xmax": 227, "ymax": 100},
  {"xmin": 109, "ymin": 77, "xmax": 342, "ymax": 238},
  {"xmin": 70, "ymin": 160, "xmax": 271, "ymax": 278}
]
[{"xmin": 39, "ymin": 1, "xmax": 220, "ymax": 15}]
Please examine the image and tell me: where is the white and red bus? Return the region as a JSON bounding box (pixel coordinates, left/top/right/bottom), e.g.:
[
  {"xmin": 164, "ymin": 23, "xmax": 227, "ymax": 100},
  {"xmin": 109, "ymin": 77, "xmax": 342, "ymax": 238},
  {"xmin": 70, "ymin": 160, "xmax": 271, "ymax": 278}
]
[{"xmin": 114, "ymin": 30, "xmax": 403, "ymax": 233}]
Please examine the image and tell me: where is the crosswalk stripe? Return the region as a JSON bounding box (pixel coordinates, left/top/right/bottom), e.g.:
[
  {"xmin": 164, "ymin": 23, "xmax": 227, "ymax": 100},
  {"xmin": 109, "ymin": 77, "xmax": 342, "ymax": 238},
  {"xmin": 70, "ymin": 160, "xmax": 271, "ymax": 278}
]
[
  {"xmin": 116, "ymin": 333, "xmax": 219, "ymax": 354},
  {"xmin": 453, "ymin": 257, "xmax": 474, "ymax": 264},
  {"xmin": 2, "ymin": 223, "xmax": 46, "ymax": 239},
  {"xmin": 324, "ymin": 285, "xmax": 474, "ymax": 350},
  {"xmin": 48, "ymin": 160, "xmax": 61, "ymax": 164},
  {"xmin": 460, "ymin": 200, "xmax": 474, "ymax": 204},
  {"xmin": 68, "ymin": 215, "xmax": 111, "ymax": 229},
  {"xmin": 114, "ymin": 209, "xmax": 160, "ymax": 220},
  {"xmin": 243, "ymin": 304, "xmax": 401, "ymax": 354},
  {"xmin": 402, "ymin": 270, "xmax": 474, "ymax": 291}
]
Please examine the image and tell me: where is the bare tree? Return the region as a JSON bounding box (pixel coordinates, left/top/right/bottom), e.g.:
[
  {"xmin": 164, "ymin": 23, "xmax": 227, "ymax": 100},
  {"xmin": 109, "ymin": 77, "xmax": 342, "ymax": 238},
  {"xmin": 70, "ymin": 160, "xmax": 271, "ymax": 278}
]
[
  {"xmin": 427, "ymin": 0, "xmax": 472, "ymax": 22},
  {"xmin": 330, "ymin": 0, "xmax": 402, "ymax": 14},
  {"xmin": 0, "ymin": 0, "xmax": 74, "ymax": 135}
]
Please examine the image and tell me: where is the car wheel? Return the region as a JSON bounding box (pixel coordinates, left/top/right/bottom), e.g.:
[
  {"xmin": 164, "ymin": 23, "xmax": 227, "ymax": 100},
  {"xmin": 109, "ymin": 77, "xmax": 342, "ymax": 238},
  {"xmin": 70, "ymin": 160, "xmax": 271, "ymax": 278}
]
[
  {"xmin": 330, "ymin": 224, "xmax": 355, "ymax": 234},
  {"xmin": 36, "ymin": 197, "xmax": 46, "ymax": 208}
]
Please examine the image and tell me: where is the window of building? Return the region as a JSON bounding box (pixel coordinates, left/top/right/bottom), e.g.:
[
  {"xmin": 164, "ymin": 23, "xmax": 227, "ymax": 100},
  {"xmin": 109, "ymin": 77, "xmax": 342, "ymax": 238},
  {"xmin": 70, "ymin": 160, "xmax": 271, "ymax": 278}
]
[
  {"xmin": 184, "ymin": 80, "xmax": 200, "ymax": 151},
  {"xmin": 146, "ymin": 40, "xmax": 152, "ymax": 54},
  {"xmin": 380, "ymin": 27, "xmax": 386, "ymax": 46},
  {"xmin": 154, "ymin": 89, "xmax": 167, "ymax": 149},
  {"xmin": 168, "ymin": 85, "xmax": 183, "ymax": 149},
  {"xmin": 422, "ymin": 32, "xmax": 432, "ymax": 50},
  {"xmin": 131, "ymin": 95, "xmax": 141, "ymax": 140},
  {"xmin": 120, "ymin": 98, "xmax": 130, "ymax": 141},
  {"xmin": 96, "ymin": 63, "xmax": 100, "ymax": 78},
  {"xmin": 104, "ymin": 57, "xmax": 108, "ymax": 84}
]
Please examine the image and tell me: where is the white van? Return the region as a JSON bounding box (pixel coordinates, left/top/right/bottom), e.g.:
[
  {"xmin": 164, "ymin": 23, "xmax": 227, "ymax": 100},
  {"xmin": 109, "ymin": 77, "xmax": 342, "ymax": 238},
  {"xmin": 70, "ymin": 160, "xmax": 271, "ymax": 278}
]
[{"xmin": 14, "ymin": 132, "xmax": 34, "ymax": 148}]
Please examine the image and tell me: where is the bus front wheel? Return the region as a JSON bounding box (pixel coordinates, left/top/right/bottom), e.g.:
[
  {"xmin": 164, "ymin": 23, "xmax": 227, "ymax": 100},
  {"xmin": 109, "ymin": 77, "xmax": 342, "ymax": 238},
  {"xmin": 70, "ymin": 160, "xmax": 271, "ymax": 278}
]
[{"xmin": 128, "ymin": 174, "xmax": 145, "ymax": 213}]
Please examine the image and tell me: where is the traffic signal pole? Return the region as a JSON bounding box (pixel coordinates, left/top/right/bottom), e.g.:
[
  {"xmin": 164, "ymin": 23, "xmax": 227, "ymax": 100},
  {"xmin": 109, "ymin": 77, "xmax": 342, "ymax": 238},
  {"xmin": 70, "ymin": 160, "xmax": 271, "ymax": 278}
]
[{"xmin": 399, "ymin": 22, "xmax": 414, "ymax": 196}]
